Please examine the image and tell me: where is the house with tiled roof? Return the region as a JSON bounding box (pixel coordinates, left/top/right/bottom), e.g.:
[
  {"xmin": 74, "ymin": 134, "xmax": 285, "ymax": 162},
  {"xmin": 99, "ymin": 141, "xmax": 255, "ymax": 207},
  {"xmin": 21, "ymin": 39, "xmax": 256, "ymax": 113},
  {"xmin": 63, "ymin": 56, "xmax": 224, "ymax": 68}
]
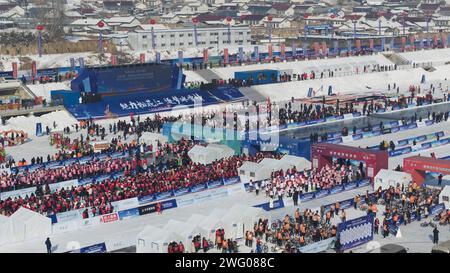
[
  {"xmin": 267, "ymin": 3, "xmax": 294, "ymax": 17},
  {"xmin": 238, "ymin": 14, "xmax": 265, "ymax": 26}
]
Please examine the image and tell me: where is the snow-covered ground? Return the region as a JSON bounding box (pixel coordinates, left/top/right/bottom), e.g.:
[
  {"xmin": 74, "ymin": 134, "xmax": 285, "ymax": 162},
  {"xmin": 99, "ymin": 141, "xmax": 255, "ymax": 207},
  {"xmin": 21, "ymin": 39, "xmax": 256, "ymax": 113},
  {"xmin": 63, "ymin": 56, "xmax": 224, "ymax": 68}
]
[
  {"xmin": 27, "ymin": 82, "xmax": 71, "ymax": 101},
  {"xmin": 399, "ymin": 48, "xmax": 450, "ymax": 66},
  {"xmin": 248, "ymin": 65, "xmax": 450, "ymax": 102}
]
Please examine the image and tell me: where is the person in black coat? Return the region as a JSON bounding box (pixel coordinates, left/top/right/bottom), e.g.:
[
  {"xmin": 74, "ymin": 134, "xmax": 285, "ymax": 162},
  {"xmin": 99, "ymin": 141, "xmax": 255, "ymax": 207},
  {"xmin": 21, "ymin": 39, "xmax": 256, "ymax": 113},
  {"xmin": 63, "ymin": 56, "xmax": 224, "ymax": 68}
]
[
  {"xmin": 45, "ymin": 238, "xmax": 52, "ymax": 253},
  {"xmin": 293, "ymin": 189, "xmax": 299, "ymax": 206},
  {"xmin": 433, "ymin": 227, "xmax": 439, "ymax": 244}
]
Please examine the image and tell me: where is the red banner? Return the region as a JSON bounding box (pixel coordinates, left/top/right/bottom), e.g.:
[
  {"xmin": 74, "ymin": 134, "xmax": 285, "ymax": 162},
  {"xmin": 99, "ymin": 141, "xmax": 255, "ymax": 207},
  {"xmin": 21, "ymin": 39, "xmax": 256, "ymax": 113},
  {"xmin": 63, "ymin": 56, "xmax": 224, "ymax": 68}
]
[
  {"xmin": 12, "ymin": 62, "xmax": 18, "ymax": 79},
  {"xmin": 268, "ymin": 44, "xmax": 273, "ymax": 59},
  {"xmin": 433, "ymin": 34, "xmax": 438, "ymax": 46},
  {"xmin": 280, "ymin": 43, "xmax": 285, "ymax": 59},
  {"xmin": 224, "ymin": 48, "xmax": 229, "ymax": 64},
  {"xmin": 409, "ymin": 36, "xmax": 415, "ymax": 50},
  {"xmin": 401, "ymin": 37, "xmax": 406, "ymax": 51},
  {"xmin": 111, "ymin": 55, "xmax": 117, "ymax": 65},
  {"xmin": 31, "ymin": 61, "xmax": 37, "ymax": 77},
  {"xmin": 369, "ymin": 39, "xmax": 374, "ymax": 49},
  {"xmin": 355, "ymin": 39, "xmax": 361, "ymax": 50},
  {"xmin": 99, "ymin": 212, "xmax": 119, "ymax": 224},
  {"xmin": 203, "ymin": 48, "xmax": 208, "ymax": 63},
  {"xmin": 140, "ymin": 53, "xmax": 145, "ymax": 63}
]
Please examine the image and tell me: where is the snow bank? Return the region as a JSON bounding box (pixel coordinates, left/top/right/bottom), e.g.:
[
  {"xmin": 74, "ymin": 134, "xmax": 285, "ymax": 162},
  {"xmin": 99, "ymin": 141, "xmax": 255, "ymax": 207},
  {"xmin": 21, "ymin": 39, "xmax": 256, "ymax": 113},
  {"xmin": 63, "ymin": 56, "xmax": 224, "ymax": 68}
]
[{"xmin": 0, "ymin": 110, "xmax": 78, "ymax": 136}]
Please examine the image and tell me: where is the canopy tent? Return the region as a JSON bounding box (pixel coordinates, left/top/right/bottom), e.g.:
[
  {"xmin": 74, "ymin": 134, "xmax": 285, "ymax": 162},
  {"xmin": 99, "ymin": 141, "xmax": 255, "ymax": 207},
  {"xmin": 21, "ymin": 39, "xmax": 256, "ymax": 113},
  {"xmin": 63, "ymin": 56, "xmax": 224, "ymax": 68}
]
[
  {"xmin": 188, "ymin": 144, "xmax": 235, "ymax": 165},
  {"xmin": 259, "ymin": 158, "xmax": 287, "ymax": 172},
  {"xmin": 9, "ymin": 207, "xmax": 51, "ymax": 242},
  {"xmin": 237, "ymin": 161, "xmax": 273, "ymax": 183},
  {"xmin": 439, "ymin": 186, "xmax": 450, "ymax": 209},
  {"xmin": 198, "ymin": 215, "xmax": 226, "ymax": 242},
  {"xmin": 136, "ymin": 225, "xmax": 184, "ymax": 253},
  {"xmin": 139, "ymin": 132, "xmax": 168, "ymax": 152},
  {"xmin": 0, "ymin": 214, "xmax": 12, "ymax": 245},
  {"xmin": 164, "ymin": 219, "xmax": 208, "ymax": 251},
  {"xmin": 186, "ymin": 213, "xmax": 206, "ymax": 226},
  {"xmin": 279, "ymin": 155, "xmax": 312, "ymax": 172},
  {"xmin": 374, "ymin": 169, "xmax": 412, "ymax": 190},
  {"xmin": 241, "ymin": 206, "xmax": 267, "ymax": 232},
  {"xmin": 220, "ymin": 208, "xmax": 245, "ymax": 239}
]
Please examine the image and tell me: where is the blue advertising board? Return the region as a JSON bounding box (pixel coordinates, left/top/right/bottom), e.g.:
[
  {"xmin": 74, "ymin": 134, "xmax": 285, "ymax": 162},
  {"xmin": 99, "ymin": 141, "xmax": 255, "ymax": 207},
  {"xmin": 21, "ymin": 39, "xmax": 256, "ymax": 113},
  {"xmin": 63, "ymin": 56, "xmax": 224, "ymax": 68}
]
[
  {"xmin": 207, "ymin": 180, "xmax": 223, "ymax": 189},
  {"xmin": 299, "ymin": 192, "xmax": 315, "ymax": 202},
  {"xmin": 137, "ymin": 194, "xmax": 156, "ymax": 205},
  {"xmin": 78, "ymin": 243, "xmax": 107, "ymax": 253},
  {"xmin": 314, "ymin": 189, "xmax": 329, "ymax": 199},
  {"xmin": 329, "ymin": 184, "xmax": 344, "ymax": 194},
  {"xmin": 254, "ymin": 199, "xmax": 284, "ymax": 211},
  {"xmin": 338, "ymin": 215, "xmax": 373, "ymax": 251},
  {"xmin": 223, "ymin": 176, "xmax": 240, "ymax": 185},
  {"xmin": 118, "ymin": 208, "xmax": 139, "ymax": 220},
  {"xmin": 173, "ymin": 187, "xmax": 190, "ymax": 197},
  {"xmin": 190, "ymin": 183, "xmax": 208, "ymax": 193},
  {"xmin": 155, "ymin": 190, "xmax": 174, "ymax": 201}
]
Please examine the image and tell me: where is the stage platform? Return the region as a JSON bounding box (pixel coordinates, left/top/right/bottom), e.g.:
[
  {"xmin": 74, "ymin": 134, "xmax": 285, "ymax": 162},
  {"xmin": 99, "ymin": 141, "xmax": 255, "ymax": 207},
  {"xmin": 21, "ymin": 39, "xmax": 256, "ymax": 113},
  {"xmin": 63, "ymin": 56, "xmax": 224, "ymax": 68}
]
[{"xmin": 65, "ymin": 86, "xmax": 245, "ymax": 120}]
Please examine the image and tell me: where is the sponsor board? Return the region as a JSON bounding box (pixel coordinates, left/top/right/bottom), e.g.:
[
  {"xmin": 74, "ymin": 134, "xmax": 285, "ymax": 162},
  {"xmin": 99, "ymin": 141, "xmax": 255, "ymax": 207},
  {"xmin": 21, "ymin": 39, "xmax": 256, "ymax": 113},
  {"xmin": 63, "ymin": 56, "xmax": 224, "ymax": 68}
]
[
  {"xmin": 207, "ymin": 179, "xmax": 223, "ymax": 189},
  {"xmin": 111, "ymin": 197, "xmax": 139, "ymax": 211},
  {"xmin": 223, "ymin": 176, "xmax": 240, "ymax": 185},
  {"xmin": 254, "ymin": 199, "xmax": 284, "ymax": 211},
  {"xmin": 329, "ymin": 185, "xmax": 344, "ymax": 194},
  {"xmin": 137, "ymin": 194, "xmax": 155, "ymax": 205},
  {"xmin": 78, "ymin": 243, "xmax": 107, "ymax": 253},
  {"xmin": 79, "ymin": 216, "xmax": 101, "ymax": 227},
  {"xmin": 0, "ymin": 187, "xmax": 37, "ymax": 200},
  {"xmin": 358, "ymin": 179, "xmax": 371, "ymax": 187},
  {"xmin": 155, "ymin": 190, "xmax": 174, "ymax": 201},
  {"xmin": 78, "ymin": 177, "xmax": 94, "ymax": 186},
  {"xmin": 99, "ymin": 213, "xmax": 119, "ymax": 224},
  {"xmin": 49, "ymin": 179, "xmax": 78, "ymax": 192},
  {"xmin": 344, "ymin": 181, "xmax": 358, "ymax": 190},
  {"xmin": 118, "ymin": 208, "xmax": 139, "ymax": 220},
  {"xmin": 298, "ymin": 237, "xmax": 336, "ymax": 253},
  {"xmin": 338, "ymin": 215, "xmax": 373, "ymax": 251},
  {"xmin": 299, "ymin": 192, "xmax": 315, "ymax": 202},
  {"xmin": 56, "ymin": 209, "xmax": 84, "ymax": 223},
  {"xmin": 190, "ymin": 183, "xmax": 208, "ymax": 193},
  {"xmin": 138, "ymin": 203, "xmax": 157, "ymax": 215},
  {"xmin": 314, "ymin": 189, "xmax": 329, "ymax": 199}
]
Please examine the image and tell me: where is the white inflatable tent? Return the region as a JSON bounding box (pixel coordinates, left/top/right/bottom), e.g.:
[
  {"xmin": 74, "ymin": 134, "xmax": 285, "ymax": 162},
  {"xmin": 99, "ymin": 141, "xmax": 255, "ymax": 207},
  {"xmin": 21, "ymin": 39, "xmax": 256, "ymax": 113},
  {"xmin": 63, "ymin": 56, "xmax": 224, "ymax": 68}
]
[
  {"xmin": 279, "ymin": 155, "xmax": 312, "ymax": 172},
  {"xmin": 188, "ymin": 144, "xmax": 234, "ymax": 165},
  {"xmin": 0, "ymin": 214, "xmax": 12, "ymax": 245},
  {"xmin": 164, "ymin": 219, "xmax": 208, "ymax": 251},
  {"xmin": 374, "ymin": 169, "xmax": 412, "ymax": 190},
  {"xmin": 136, "ymin": 225, "xmax": 183, "ymax": 253},
  {"xmin": 439, "ymin": 186, "xmax": 450, "ymax": 209},
  {"xmin": 9, "ymin": 207, "xmax": 51, "ymax": 242},
  {"xmin": 220, "ymin": 209, "xmax": 245, "ymax": 239},
  {"xmin": 259, "ymin": 158, "xmax": 287, "ymax": 172},
  {"xmin": 237, "ymin": 161, "xmax": 272, "ymax": 183}
]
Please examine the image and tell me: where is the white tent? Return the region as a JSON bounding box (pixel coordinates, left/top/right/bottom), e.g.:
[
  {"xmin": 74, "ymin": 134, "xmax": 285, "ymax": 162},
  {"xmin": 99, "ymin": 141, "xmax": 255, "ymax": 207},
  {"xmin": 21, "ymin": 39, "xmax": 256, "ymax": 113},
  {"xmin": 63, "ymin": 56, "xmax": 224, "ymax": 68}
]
[
  {"xmin": 237, "ymin": 161, "xmax": 273, "ymax": 183},
  {"xmin": 9, "ymin": 207, "xmax": 51, "ymax": 242},
  {"xmin": 186, "ymin": 213, "xmax": 206, "ymax": 226},
  {"xmin": 140, "ymin": 132, "xmax": 168, "ymax": 152},
  {"xmin": 164, "ymin": 219, "xmax": 208, "ymax": 251},
  {"xmin": 220, "ymin": 208, "xmax": 245, "ymax": 239},
  {"xmin": 439, "ymin": 186, "xmax": 450, "ymax": 209},
  {"xmin": 188, "ymin": 144, "xmax": 235, "ymax": 165},
  {"xmin": 0, "ymin": 214, "xmax": 12, "ymax": 245},
  {"xmin": 241, "ymin": 206, "xmax": 267, "ymax": 232},
  {"xmin": 259, "ymin": 158, "xmax": 287, "ymax": 172},
  {"xmin": 374, "ymin": 169, "xmax": 412, "ymax": 190},
  {"xmin": 136, "ymin": 225, "xmax": 184, "ymax": 253},
  {"xmin": 198, "ymin": 215, "xmax": 226, "ymax": 242},
  {"xmin": 279, "ymin": 155, "xmax": 312, "ymax": 172}
]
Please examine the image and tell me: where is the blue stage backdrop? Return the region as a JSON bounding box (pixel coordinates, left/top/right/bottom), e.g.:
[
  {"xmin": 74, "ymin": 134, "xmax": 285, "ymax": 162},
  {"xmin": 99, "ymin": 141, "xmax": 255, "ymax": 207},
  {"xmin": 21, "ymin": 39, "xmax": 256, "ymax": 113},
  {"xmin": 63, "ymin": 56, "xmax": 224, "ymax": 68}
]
[{"xmin": 70, "ymin": 63, "xmax": 182, "ymax": 96}]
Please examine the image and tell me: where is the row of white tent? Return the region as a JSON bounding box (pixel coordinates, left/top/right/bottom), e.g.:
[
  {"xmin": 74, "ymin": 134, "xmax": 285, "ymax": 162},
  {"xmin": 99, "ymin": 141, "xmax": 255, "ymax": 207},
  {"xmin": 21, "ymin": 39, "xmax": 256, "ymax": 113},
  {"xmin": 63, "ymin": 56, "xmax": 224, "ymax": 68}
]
[
  {"xmin": 238, "ymin": 155, "xmax": 311, "ymax": 183},
  {"xmin": 136, "ymin": 204, "xmax": 266, "ymax": 253},
  {"xmin": 0, "ymin": 207, "xmax": 52, "ymax": 245},
  {"xmin": 188, "ymin": 143, "xmax": 235, "ymax": 165}
]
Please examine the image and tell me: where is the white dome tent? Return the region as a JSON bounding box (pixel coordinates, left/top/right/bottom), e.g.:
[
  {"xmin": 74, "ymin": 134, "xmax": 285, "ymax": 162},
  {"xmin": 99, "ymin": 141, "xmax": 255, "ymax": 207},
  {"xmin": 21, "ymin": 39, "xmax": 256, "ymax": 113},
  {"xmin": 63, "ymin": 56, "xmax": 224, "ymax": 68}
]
[
  {"xmin": 0, "ymin": 214, "xmax": 12, "ymax": 245},
  {"xmin": 279, "ymin": 155, "xmax": 312, "ymax": 172},
  {"xmin": 237, "ymin": 161, "xmax": 273, "ymax": 183},
  {"xmin": 188, "ymin": 144, "xmax": 235, "ymax": 165},
  {"xmin": 198, "ymin": 215, "xmax": 226, "ymax": 242},
  {"xmin": 136, "ymin": 226, "xmax": 184, "ymax": 253},
  {"xmin": 9, "ymin": 207, "xmax": 51, "ymax": 242},
  {"xmin": 163, "ymin": 219, "xmax": 208, "ymax": 251},
  {"xmin": 374, "ymin": 169, "xmax": 412, "ymax": 190},
  {"xmin": 439, "ymin": 186, "xmax": 450, "ymax": 209}
]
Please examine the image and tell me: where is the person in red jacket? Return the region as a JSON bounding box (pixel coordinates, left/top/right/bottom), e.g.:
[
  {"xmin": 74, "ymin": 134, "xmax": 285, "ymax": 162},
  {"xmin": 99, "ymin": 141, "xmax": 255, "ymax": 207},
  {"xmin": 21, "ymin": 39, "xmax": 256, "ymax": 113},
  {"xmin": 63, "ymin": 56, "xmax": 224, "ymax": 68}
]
[{"xmin": 156, "ymin": 202, "xmax": 162, "ymax": 214}]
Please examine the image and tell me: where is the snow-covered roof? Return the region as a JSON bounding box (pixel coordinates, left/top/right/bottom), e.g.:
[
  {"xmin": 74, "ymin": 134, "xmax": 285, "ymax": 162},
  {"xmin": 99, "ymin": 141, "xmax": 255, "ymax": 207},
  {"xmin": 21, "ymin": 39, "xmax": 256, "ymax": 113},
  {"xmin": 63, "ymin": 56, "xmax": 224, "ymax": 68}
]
[
  {"xmin": 105, "ymin": 16, "xmax": 138, "ymax": 24},
  {"xmin": 70, "ymin": 18, "xmax": 103, "ymax": 26}
]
